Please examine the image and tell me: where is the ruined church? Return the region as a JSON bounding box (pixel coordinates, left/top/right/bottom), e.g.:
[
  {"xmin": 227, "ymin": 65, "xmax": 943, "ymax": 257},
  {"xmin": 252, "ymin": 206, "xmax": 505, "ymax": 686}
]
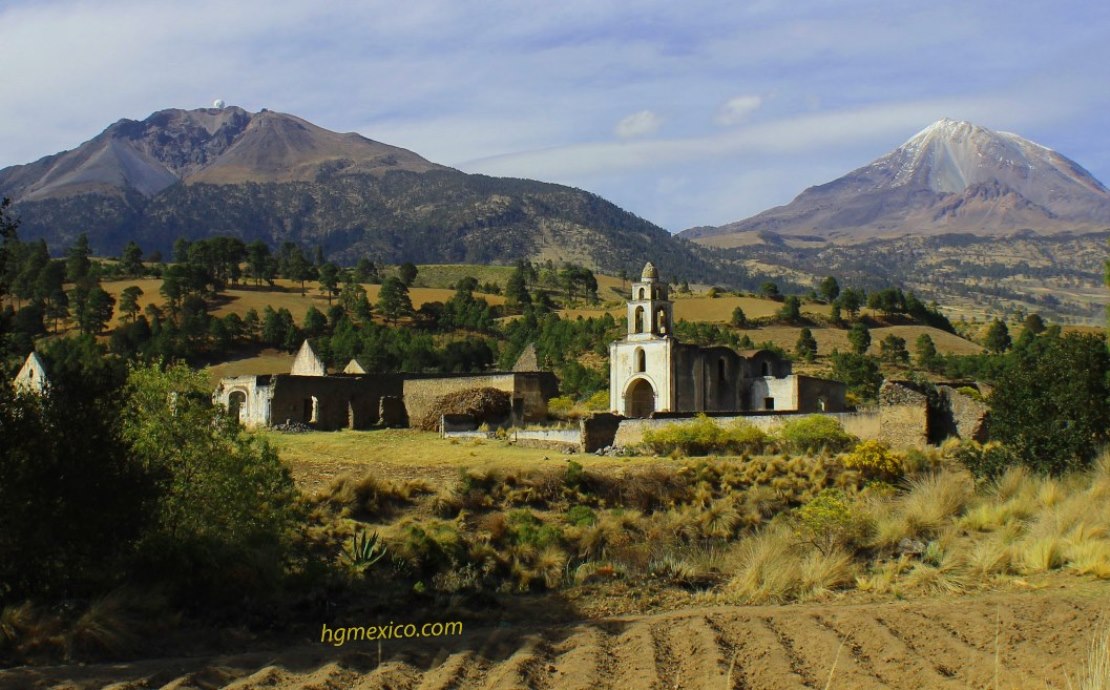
[{"xmin": 609, "ymin": 262, "xmax": 847, "ymax": 417}]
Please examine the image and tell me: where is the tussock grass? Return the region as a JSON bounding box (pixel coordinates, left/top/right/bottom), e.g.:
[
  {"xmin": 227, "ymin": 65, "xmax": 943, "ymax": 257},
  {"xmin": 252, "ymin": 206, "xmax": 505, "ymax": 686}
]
[
  {"xmin": 868, "ymin": 469, "xmax": 973, "ymax": 550},
  {"xmin": 316, "ymin": 472, "xmax": 432, "ymax": 520},
  {"xmin": 725, "ymin": 524, "xmax": 856, "ymax": 603},
  {"xmin": 1070, "ymin": 621, "xmax": 1110, "ymax": 690}
]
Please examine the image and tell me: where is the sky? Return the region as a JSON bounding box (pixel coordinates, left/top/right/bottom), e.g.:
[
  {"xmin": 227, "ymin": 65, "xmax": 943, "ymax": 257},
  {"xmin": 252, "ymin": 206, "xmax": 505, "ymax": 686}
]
[{"xmin": 2, "ymin": 0, "xmax": 1109, "ymax": 232}]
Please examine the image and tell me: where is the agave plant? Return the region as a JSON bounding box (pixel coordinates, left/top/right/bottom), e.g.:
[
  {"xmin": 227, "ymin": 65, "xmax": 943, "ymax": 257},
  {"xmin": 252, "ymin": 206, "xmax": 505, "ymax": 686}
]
[{"xmin": 341, "ymin": 529, "xmax": 389, "ymax": 574}]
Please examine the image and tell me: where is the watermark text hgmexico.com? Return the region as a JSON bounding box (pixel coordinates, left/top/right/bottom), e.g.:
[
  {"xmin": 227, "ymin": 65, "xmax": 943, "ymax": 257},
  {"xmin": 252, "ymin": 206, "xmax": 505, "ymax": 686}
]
[{"xmin": 320, "ymin": 620, "xmax": 463, "ymax": 647}]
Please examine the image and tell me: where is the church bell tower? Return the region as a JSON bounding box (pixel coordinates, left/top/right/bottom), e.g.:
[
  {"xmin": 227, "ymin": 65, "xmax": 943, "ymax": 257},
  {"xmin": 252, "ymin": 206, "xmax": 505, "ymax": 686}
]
[{"xmin": 627, "ymin": 261, "xmax": 673, "ymax": 340}]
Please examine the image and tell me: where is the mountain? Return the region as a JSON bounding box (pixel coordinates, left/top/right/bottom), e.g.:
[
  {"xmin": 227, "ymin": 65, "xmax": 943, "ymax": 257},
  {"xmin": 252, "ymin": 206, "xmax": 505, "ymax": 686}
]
[
  {"xmin": 0, "ymin": 107, "xmax": 714, "ymax": 280},
  {"xmin": 684, "ymin": 118, "xmax": 1110, "ymax": 247}
]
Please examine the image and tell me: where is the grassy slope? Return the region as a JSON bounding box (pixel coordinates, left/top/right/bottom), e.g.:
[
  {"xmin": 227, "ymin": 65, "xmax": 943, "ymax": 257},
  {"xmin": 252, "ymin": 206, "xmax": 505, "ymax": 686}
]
[{"xmin": 96, "ymin": 265, "xmax": 983, "ymax": 376}]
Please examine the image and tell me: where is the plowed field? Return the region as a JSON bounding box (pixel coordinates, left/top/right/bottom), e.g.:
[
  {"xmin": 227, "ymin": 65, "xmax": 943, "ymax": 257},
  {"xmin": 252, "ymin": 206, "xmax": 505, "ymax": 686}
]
[{"xmin": 5, "ymin": 584, "xmax": 1107, "ymax": 690}]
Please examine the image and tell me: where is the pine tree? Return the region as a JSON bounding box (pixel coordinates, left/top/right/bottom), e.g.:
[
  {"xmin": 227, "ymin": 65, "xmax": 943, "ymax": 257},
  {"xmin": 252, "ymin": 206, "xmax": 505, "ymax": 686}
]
[{"xmin": 795, "ymin": 328, "xmax": 818, "ymax": 362}]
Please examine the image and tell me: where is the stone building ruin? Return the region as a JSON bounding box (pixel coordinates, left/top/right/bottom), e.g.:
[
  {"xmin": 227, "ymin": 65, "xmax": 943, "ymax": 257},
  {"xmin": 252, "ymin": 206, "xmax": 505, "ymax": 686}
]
[
  {"xmin": 609, "ymin": 262, "xmax": 847, "ymax": 418},
  {"xmin": 212, "ymin": 340, "xmax": 558, "ymax": 431}
]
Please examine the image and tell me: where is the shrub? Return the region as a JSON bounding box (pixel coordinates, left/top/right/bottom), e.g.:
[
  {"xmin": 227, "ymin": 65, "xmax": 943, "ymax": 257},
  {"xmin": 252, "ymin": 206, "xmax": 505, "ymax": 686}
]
[
  {"xmin": 947, "ymin": 440, "xmax": 1016, "ymax": 480},
  {"xmin": 642, "ymin": 414, "xmax": 769, "ymax": 456},
  {"xmin": 546, "ymin": 396, "xmax": 576, "ymax": 418},
  {"xmin": 586, "ymin": 390, "xmax": 610, "ymax": 411},
  {"xmin": 840, "ymin": 440, "xmax": 902, "ymax": 480},
  {"xmin": 392, "ymin": 521, "xmax": 466, "ymax": 575},
  {"xmin": 779, "ymin": 416, "xmax": 856, "ymax": 454},
  {"xmin": 794, "ymin": 488, "xmax": 870, "ymax": 554},
  {"xmin": 565, "ymin": 505, "xmax": 598, "ymax": 527},
  {"xmin": 507, "ymin": 510, "xmax": 563, "ymax": 548}
]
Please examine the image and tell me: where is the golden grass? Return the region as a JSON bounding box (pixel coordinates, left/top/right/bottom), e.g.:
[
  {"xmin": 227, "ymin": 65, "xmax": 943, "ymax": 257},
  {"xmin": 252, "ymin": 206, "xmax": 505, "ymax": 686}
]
[
  {"xmin": 263, "ymin": 428, "xmax": 656, "ymax": 476},
  {"xmin": 1071, "ymin": 621, "xmax": 1110, "ymax": 690},
  {"xmin": 724, "ymin": 524, "xmax": 856, "ymax": 603},
  {"xmin": 203, "ymin": 349, "xmax": 296, "ymax": 379},
  {"xmin": 98, "ymin": 277, "xmax": 507, "ymax": 331}
]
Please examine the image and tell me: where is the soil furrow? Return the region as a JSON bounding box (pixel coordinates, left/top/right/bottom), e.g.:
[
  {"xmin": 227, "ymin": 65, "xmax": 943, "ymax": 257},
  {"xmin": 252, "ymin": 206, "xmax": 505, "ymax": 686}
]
[
  {"xmin": 761, "ymin": 617, "xmax": 819, "ymax": 688},
  {"xmin": 479, "ymin": 635, "xmax": 553, "ymax": 690},
  {"xmin": 810, "ymin": 612, "xmax": 885, "ymax": 685},
  {"xmin": 823, "ymin": 613, "xmax": 958, "ymax": 688},
  {"xmin": 648, "ymin": 621, "xmax": 682, "ymax": 690},
  {"xmin": 545, "ymin": 624, "xmax": 616, "ymax": 690},
  {"xmin": 662, "ymin": 615, "xmax": 731, "ymax": 690},
  {"xmin": 350, "ymin": 660, "xmax": 422, "ymax": 690},
  {"xmin": 703, "ymin": 614, "xmax": 750, "ymax": 690}
]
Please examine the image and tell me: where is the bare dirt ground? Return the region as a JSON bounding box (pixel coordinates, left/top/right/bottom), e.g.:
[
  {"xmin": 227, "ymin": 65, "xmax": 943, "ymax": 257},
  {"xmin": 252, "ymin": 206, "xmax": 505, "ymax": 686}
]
[{"xmin": 4, "ymin": 582, "xmax": 1107, "ymax": 690}]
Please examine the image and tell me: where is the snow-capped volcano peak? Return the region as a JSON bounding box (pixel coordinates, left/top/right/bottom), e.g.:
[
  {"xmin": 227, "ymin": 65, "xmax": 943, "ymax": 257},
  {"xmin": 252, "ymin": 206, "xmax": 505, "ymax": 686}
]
[
  {"xmin": 877, "ymin": 118, "xmax": 1106, "ymax": 197},
  {"xmin": 681, "ymin": 119, "xmax": 1110, "ymax": 243}
]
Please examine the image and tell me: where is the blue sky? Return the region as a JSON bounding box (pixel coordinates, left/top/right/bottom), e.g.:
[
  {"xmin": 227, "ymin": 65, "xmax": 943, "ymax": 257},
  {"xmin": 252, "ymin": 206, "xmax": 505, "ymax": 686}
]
[{"xmin": 2, "ymin": 0, "xmax": 1108, "ymax": 231}]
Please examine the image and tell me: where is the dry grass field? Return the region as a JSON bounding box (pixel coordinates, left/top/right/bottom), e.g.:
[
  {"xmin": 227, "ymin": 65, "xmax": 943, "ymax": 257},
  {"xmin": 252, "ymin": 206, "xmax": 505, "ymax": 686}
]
[
  {"xmin": 9, "ymin": 429, "xmax": 1110, "ymax": 689},
  {"xmin": 733, "ymin": 324, "xmax": 983, "ymax": 357},
  {"xmin": 98, "ymin": 278, "xmax": 508, "ymax": 331},
  {"xmin": 262, "ymin": 428, "xmax": 656, "ymax": 496},
  {"xmin": 564, "ymin": 294, "xmax": 829, "ymax": 321}
]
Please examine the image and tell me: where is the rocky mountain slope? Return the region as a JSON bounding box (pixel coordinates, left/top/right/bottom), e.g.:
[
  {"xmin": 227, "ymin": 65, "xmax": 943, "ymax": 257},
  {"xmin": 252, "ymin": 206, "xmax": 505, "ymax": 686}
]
[
  {"xmin": 0, "ymin": 107, "xmax": 715, "ymax": 281},
  {"xmin": 685, "ymin": 118, "xmax": 1110, "ymax": 246}
]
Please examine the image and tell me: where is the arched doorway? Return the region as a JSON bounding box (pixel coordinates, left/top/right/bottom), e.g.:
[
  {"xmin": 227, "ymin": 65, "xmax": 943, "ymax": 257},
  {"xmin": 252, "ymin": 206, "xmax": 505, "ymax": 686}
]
[
  {"xmin": 228, "ymin": 390, "xmax": 247, "ymax": 422},
  {"xmin": 625, "ymin": 378, "xmax": 656, "ymax": 418}
]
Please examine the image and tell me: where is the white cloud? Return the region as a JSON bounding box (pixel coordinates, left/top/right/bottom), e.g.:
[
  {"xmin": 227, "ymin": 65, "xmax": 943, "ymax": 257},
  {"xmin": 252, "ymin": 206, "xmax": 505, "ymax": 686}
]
[
  {"xmin": 615, "ymin": 110, "xmax": 663, "ymax": 139},
  {"xmin": 715, "ymin": 95, "xmax": 763, "ymax": 125}
]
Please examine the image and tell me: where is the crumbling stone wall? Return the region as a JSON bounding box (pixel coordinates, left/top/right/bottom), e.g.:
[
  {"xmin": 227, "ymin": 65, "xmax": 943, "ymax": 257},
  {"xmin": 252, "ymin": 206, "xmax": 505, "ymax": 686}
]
[
  {"xmin": 878, "ymin": 380, "xmax": 930, "ymax": 448},
  {"xmin": 937, "ymin": 385, "xmax": 990, "ymax": 442},
  {"xmin": 268, "ymin": 374, "xmax": 404, "ymax": 431},
  {"xmin": 403, "ymin": 372, "xmax": 558, "ymax": 426}
]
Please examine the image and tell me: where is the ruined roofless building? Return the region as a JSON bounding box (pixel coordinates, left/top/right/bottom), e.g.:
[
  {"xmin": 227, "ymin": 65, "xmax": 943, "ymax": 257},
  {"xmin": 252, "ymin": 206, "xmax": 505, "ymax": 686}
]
[
  {"xmin": 212, "ymin": 340, "xmax": 558, "ymax": 430},
  {"xmin": 12, "ymin": 351, "xmax": 49, "ymax": 395},
  {"xmin": 609, "ymin": 262, "xmax": 847, "ymax": 417}
]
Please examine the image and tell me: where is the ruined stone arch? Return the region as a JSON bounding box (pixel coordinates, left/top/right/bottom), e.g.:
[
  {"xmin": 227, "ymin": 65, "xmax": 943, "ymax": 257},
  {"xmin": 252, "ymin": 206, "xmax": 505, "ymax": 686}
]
[{"xmin": 227, "ymin": 389, "xmax": 248, "ymax": 422}]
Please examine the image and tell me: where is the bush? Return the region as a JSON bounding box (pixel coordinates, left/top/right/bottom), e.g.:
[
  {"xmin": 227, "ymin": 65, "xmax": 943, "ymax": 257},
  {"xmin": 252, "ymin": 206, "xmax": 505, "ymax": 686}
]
[
  {"xmin": 947, "ymin": 440, "xmax": 1015, "ymax": 480},
  {"xmin": 122, "ymin": 363, "xmax": 299, "ymax": 605},
  {"xmin": 565, "ymin": 505, "xmax": 598, "ymax": 527},
  {"xmin": 794, "ymin": 488, "xmax": 871, "ymax": 555},
  {"xmin": 507, "ymin": 510, "xmax": 563, "ymax": 548},
  {"xmin": 585, "ymin": 390, "xmax": 609, "ymax": 411},
  {"xmin": 546, "ymin": 395, "xmax": 576, "ymax": 418},
  {"xmin": 642, "ymin": 415, "xmax": 769, "ymax": 456},
  {"xmin": 988, "ymin": 331, "xmax": 1110, "ymax": 475},
  {"xmin": 840, "ymin": 439, "xmax": 902, "ymax": 480},
  {"xmin": 779, "ymin": 416, "xmax": 856, "ymax": 454}
]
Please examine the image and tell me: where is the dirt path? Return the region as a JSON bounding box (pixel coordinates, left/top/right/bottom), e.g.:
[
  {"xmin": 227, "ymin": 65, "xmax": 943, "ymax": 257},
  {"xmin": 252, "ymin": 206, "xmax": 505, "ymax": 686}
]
[{"xmin": 4, "ymin": 584, "xmax": 1107, "ymax": 690}]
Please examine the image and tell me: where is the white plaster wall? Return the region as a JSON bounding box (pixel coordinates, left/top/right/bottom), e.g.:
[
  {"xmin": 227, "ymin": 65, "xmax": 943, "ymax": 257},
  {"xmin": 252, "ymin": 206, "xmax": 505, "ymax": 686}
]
[
  {"xmin": 748, "ymin": 376, "xmax": 798, "ymax": 411},
  {"xmin": 611, "ymin": 338, "xmax": 671, "ymax": 414},
  {"xmin": 214, "ymin": 376, "xmax": 272, "ymax": 428}
]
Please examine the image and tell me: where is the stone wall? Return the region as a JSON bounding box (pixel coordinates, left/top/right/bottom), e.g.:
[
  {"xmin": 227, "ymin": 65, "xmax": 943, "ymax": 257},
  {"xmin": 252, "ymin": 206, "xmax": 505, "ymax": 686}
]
[
  {"xmin": 213, "ymin": 375, "xmax": 273, "ymax": 429},
  {"xmin": 268, "ymin": 374, "xmax": 405, "ymax": 431},
  {"xmin": 937, "ymin": 385, "xmax": 990, "ymax": 442},
  {"xmin": 612, "ymin": 411, "xmax": 884, "ymax": 449},
  {"xmin": 796, "ymin": 376, "xmax": 849, "ymax": 413},
  {"xmin": 402, "ymin": 372, "xmax": 557, "ymax": 426},
  {"xmin": 877, "ymin": 380, "xmax": 930, "ymax": 448},
  {"xmin": 581, "ymin": 413, "xmax": 624, "ymax": 452}
]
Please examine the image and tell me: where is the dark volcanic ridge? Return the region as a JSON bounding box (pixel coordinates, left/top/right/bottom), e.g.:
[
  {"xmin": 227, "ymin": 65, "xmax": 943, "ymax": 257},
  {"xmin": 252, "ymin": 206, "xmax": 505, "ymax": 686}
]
[{"xmin": 0, "ymin": 107, "xmax": 718, "ymax": 283}]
